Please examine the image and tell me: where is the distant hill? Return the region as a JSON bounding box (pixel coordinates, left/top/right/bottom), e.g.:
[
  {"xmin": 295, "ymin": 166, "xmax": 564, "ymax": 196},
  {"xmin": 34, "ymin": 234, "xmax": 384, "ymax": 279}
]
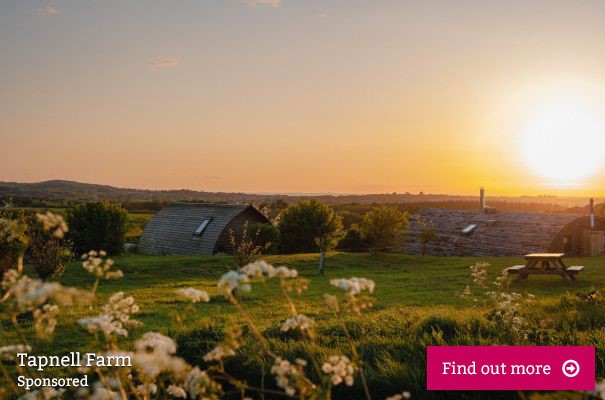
[{"xmin": 0, "ymin": 179, "xmax": 599, "ymax": 209}]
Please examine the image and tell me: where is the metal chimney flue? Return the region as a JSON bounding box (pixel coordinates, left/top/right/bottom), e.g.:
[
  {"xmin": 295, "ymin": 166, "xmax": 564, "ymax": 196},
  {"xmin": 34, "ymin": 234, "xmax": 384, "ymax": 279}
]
[
  {"xmin": 480, "ymin": 187, "xmax": 486, "ymax": 211},
  {"xmin": 590, "ymin": 198, "xmax": 595, "ymax": 229}
]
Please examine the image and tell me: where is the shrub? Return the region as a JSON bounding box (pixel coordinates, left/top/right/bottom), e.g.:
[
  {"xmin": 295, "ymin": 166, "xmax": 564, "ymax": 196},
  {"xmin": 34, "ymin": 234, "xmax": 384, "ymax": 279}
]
[
  {"xmin": 278, "ymin": 200, "xmax": 344, "ymax": 274},
  {"xmin": 360, "ymin": 206, "xmax": 409, "ymax": 254},
  {"xmin": 279, "ymin": 200, "xmax": 339, "ymax": 253},
  {"xmin": 67, "ymin": 201, "xmax": 128, "ymax": 256},
  {"xmin": 250, "ymin": 222, "xmax": 280, "ymax": 253},
  {"xmin": 229, "ymin": 221, "xmax": 270, "ymax": 268},
  {"xmin": 337, "ymin": 224, "xmax": 370, "ymax": 252},
  {"xmin": 0, "ymin": 209, "xmax": 71, "ymax": 279},
  {"xmin": 29, "ymin": 219, "xmax": 73, "ymax": 279}
]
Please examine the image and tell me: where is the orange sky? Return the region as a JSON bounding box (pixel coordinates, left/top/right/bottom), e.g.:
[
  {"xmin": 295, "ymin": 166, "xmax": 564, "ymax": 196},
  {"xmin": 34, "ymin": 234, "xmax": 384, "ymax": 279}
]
[{"xmin": 2, "ymin": 1, "xmax": 605, "ymax": 196}]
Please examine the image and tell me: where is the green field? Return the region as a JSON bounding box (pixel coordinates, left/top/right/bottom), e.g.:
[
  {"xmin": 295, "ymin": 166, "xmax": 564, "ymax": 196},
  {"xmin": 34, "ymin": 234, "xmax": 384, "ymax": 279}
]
[{"xmin": 3, "ymin": 253, "xmax": 605, "ymax": 399}]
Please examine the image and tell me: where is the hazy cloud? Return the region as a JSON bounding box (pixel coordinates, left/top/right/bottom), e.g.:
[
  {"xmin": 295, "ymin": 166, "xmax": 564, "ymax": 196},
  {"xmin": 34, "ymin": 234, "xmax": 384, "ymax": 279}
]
[
  {"xmin": 150, "ymin": 59, "xmax": 179, "ymax": 69},
  {"xmin": 37, "ymin": 5, "xmax": 59, "ymax": 15},
  {"xmin": 243, "ymin": 0, "xmax": 282, "ymax": 7}
]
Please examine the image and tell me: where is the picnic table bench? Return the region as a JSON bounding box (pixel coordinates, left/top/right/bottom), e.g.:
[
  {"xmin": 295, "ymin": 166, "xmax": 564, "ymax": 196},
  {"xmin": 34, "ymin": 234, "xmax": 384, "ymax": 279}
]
[{"xmin": 505, "ymin": 253, "xmax": 584, "ymax": 282}]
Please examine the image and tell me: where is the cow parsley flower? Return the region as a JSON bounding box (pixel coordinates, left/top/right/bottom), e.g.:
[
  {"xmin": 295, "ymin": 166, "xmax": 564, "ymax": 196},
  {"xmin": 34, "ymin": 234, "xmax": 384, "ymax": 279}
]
[
  {"xmin": 386, "ymin": 391, "xmax": 412, "ymax": 400},
  {"xmin": 79, "ymin": 292, "xmax": 140, "ymax": 339},
  {"xmin": 0, "ymin": 344, "xmax": 32, "ymax": 361},
  {"xmin": 271, "ymin": 357, "xmax": 313, "ymax": 397},
  {"xmin": 469, "ymin": 262, "xmax": 489, "ymax": 289},
  {"xmin": 1, "ymin": 269, "xmax": 88, "ymax": 313},
  {"xmin": 135, "ymin": 383, "xmax": 158, "ymax": 396},
  {"xmin": 167, "ymin": 385, "xmax": 187, "ymax": 398},
  {"xmin": 33, "ymin": 304, "xmax": 59, "ymax": 339},
  {"xmin": 82, "ymin": 252, "xmax": 123, "ymax": 280},
  {"xmin": 184, "ymin": 367, "xmax": 222, "ymax": 399},
  {"xmin": 176, "ymin": 288, "xmax": 210, "ymax": 303},
  {"xmin": 272, "ymin": 266, "xmax": 298, "ymax": 278},
  {"xmin": 330, "ymin": 277, "xmax": 375, "ymax": 295},
  {"xmin": 204, "ymin": 325, "xmax": 242, "ymax": 362},
  {"xmin": 239, "ymin": 260, "xmax": 275, "ymax": 277},
  {"xmin": 218, "ymin": 271, "xmax": 250, "ymax": 294},
  {"xmin": 36, "ymin": 211, "xmax": 68, "ymax": 238},
  {"xmin": 321, "ymin": 355, "xmax": 356, "ymax": 386},
  {"xmin": 18, "ymin": 387, "xmax": 65, "ymax": 399},
  {"xmin": 132, "ymin": 333, "xmax": 189, "ymax": 382},
  {"xmin": 280, "ymin": 314, "xmax": 315, "ymax": 333}
]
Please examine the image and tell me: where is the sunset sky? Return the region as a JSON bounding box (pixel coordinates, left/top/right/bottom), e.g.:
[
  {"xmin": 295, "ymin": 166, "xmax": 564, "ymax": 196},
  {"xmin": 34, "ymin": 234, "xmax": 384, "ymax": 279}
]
[{"xmin": 2, "ymin": 1, "xmax": 605, "ymax": 195}]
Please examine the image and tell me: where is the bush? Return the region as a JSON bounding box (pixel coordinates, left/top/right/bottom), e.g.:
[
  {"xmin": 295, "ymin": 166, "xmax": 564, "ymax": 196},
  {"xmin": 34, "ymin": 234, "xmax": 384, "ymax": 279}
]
[
  {"xmin": 249, "ymin": 222, "xmax": 280, "ymax": 253},
  {"xmin": 337, "ymin": 224, "xmax": 369, "ymax": 252},
  {"xmin": 0, "ymin": 209, "xmax": 72, "ymax": 279},
  {"xmin": 278, "ymin": 200, "xmax": 342, "ymax": 254},
  {"xmin": 67, "ymin": 201, "xmax": 128, "ymax": 256},
  {"xmin": 361, "ymin": 206, "xmax": 409, "ymax": 254},
  {"xmin": 29, "ymin": 226, "xmax": 73, "ymax": 279}
]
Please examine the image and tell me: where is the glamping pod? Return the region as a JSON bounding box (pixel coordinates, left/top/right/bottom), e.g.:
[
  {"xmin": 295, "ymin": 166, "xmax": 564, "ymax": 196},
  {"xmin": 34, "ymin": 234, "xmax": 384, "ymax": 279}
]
[
  {"xmin": 405, "ymin": 208, "xmax": 605, "ymax": 257},
  {"xmin": 138, "ymin": 203, "xmax": 270, "ymax": 255}
]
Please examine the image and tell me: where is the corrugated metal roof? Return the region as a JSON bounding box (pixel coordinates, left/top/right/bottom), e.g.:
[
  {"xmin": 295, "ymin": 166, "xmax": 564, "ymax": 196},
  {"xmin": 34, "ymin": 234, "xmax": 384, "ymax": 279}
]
[
  {"xmin": 138, "ymin": 203, "xmax": 268, "ymax": 255},
  {"xmin": 405, "ymin": 208, "xmax": 583, "ymax": 256}
]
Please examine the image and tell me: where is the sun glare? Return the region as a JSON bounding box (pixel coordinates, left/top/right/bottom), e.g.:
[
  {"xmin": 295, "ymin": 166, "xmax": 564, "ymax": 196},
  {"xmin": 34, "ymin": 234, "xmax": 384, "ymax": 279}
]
[{"xmin": 521, "ymin": 98, "xmax": 605, "ymax": 184}]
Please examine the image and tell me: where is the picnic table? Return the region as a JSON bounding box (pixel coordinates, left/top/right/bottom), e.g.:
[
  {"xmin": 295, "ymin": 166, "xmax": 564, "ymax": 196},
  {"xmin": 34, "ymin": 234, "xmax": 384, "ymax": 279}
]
[{"xmin": 506, "ymin": 253, "xmax": 584, "ymax": 282}]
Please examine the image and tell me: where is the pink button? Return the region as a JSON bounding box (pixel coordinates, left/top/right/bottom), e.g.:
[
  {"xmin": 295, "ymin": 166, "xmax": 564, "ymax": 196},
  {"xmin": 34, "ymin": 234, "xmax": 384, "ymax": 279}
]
[{"xmin": 427, "ymin": 346, "xmax": 595, "ymax": 390}]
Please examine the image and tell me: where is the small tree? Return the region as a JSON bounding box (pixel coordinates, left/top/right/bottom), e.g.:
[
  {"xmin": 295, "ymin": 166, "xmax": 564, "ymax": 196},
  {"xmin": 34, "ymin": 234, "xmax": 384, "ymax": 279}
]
[
  {"xmin": 229, "ymin": 221, "xmax": 270, "ymax": 269},
  {"xmin": 418, "ymin": 217, "xmax": 437, "ymax": 256},
  {"xmin": 67, "ymin": 201, "xmax": 128, "ymax": 256},
  {"xmin": 337, "ymin": 224, "xmax": 369, "ymax": 252},
  {"xmin": 279, "ymin": 200, "xmax": 343, "ymax": 275},
  {"xmin": 0, "ymin": 209, "xmax": 71, "ymax": 279},
  {"xmin": 361, "ymin": 206, "xmax": 409, "ymax": 254},
  {"xmin": 249, "ymin": 222, "xmax": 280, "ymax": 254}
]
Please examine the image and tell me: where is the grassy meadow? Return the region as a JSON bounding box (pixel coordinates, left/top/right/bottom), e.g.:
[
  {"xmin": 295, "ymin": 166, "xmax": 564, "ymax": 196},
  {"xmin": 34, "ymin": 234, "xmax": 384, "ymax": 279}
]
[{"xmin": 3, "ymin": 252, "xmax": 605, "ymax": 399}]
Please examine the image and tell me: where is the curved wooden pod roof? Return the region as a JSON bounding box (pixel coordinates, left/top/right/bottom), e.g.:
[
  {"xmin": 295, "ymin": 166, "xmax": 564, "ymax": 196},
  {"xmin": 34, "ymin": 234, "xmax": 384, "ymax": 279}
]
[
  {"xmin": 138, "ymin": 203, "xmax": 269, "ymax": 255},
  {"xmin": 405, "ymin": 208, "xmax": 602, "ymax": 257}
]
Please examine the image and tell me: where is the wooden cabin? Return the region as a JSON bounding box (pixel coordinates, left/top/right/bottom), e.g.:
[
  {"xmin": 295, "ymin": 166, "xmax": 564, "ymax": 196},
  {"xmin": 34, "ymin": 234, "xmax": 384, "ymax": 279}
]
[
  {"xmin": 405, "ymin": 208, "xmax": 605, "ymax": 257},
  {"xmin": 138, "ymin": 203, "xmax": 270, "ymax": 255}
]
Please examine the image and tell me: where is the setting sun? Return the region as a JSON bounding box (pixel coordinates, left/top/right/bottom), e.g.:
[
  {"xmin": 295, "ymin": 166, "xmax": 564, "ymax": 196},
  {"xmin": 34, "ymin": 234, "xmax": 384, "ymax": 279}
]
[{"xmin": 520, "ymin": 98, "xmax": 605, "ymax": 185}]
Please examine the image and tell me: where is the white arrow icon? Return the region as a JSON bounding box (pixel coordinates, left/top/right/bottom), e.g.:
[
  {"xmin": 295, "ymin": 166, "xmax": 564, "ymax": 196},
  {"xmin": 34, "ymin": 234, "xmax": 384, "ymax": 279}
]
[{"xmin": 562, "ymin": 360, "xmax": 580, "ymax": 378}]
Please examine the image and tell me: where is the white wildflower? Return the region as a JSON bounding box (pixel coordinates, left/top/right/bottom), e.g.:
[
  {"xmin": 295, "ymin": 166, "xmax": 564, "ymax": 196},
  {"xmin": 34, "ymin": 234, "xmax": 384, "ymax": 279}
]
[
  {"xmin": 167, "ymin": 385, "xmax": 187, "ymax": 398},
  {"xmin": 386, "ymin": 392, "xmax": 411, "ymax": 400},
  {"xmin": 321, "ymin": 355, "xmax": 356, "ymax": 386},
  {"xmin": 79, "ymin": 315, "xmax": 127, "ymax": 338},
  {"xmin": 280, "ymin": 314, "xmax": 316, "ymax": 333},
  {"xmin": 135, "ymin": 383, "xmax": 157, "ymax": 396},
  {"xmin": 132, "ymin": 333, "xmax": 189, "ymax": 382},
  {"xmin": 33, "ymin": 304, "xmax": 60, "ymax": 339},
  {"xmin": 79, "ymin": 292, "xmax": 140, "ymax": 339},
  {"xmin": 239, "ymin": 260, "xmax": 275, "ymax": 277},
  {"xmin": 19, "ymin": 387, "xmax": 65, "ymax": 399},
  {"xmin": 330, "ymin": 277, "xmax": 375, "ymax": 295},
  {"xmin": 135, "ymin": 332, "xmax": 177, "ymax": 355},
  {"xmin": 1, "ymin": 269, "xmax": 88, "ymax": 313},
  {"xmin": 218, "ymin": 270, "xmax": 250, "ymax": 293},
  {"xmin": 272, "ymin": 266, "xmax": 298, "ymax": 278},
  {"xmin": 184, "ymin": 367, "xmax": 222, "ymax": 399},
  {"xmin": 0, "ymin": 344, "xmax": 32, "ymax": 361},
  {"xmin": 469, "ymin": 262, "xmax": 489, "ymax": 289},
  {"xmin": 204, "ymin": 325, "xmax": 242, "ymax": 362},
  {"xmin": 176, "ymin": 287, "xmax": 210, "ymax": 303},
  {"xmin": 271, "ymin": 357, "xmax": 312, "ymax": 397},
  {"xmin": 82, "ymin": 253, "xmax": 123, "ymax": 280},
  {"xmin": 36, "ymin": 211, "xmax": 68, "ymax": 238}
]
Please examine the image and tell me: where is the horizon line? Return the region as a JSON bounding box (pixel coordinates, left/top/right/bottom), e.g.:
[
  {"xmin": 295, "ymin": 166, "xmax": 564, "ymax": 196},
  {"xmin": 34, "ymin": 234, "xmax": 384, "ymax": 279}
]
[{"xmin": 1, "ymin": 178, "xmax": 603, "ymax": 200}]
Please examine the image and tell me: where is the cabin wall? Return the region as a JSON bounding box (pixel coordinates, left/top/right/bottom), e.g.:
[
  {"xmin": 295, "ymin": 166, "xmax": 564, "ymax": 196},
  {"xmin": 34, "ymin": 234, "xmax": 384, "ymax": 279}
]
[
  {"xmin": 215, "ymin": 209, "xmax": 270, "ymax": 254},
  {"xmin": 550, "ymin": 216, "xmax": 605, "ymax": 256}
]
